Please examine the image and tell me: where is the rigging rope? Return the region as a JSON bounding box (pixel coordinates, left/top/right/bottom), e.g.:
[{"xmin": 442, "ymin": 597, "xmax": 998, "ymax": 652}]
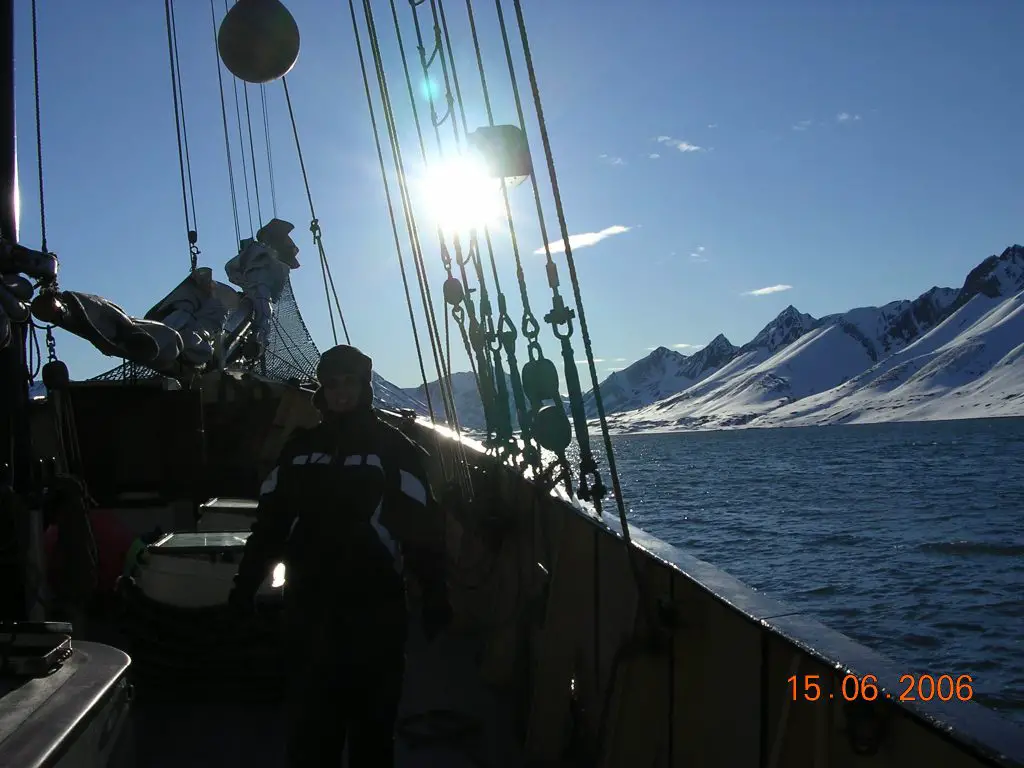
[
  {"xmin": 357, "ymin": 0, "xmax": 475, "ymax": 494},
  {"xmin": 210, "ymin": 0, "xmax": 242, "ymax": 246},
  {"xmin": 346, "ymin": 5, "xmax": 660, "ymax": 759},
  {"xmin": 440, "ymin": 0, "xmax": 537, "ymax": 461},
  {"xmin": 365, "ymin": 0, "xmax": 466, "ymax": 432},
  {"xmin": 404, "ymin": 0, "xmax": 502, "ymax": 442},
  {"xmin": 387, "ymin": 0, "xmax": 499, "ymax": 444},
  {"xmin": 346, "ymin": 0, "xmax": 437, "ymax": 426},
  {"xmin": 225, "ymin": 0, "xmax": 255, "ymax": 238},
  {"xmin": 30, "ymin": 0, "xmax": 46, "ymax": 253},
  {"xmin": 506, "ymin": 0, "xmax": 659, "ymax": 645},
  {"xmin": 163, "ymin": 0, "xmax": 199, "ymax": 271},
  {"xmin": 363, "ymin": 0, "xmax": 457, "ymax": 403},
  {"xmin": 242, "ymin": 83, "xmax": 263, "ymax": 224},
  {"xmin": 280, "ymin": 78, "xmax": 351, "ymax": 347},
  {"xmin": 429, "ymin": 0, "xmax": 515, "ymax": 446},
  {"xmin": 260, "ymin": 85, "xmax": 279, "ymax": 218},
  {"xmin": 510, "ymin": 0, "xmax": 626, "ymax": 512}
]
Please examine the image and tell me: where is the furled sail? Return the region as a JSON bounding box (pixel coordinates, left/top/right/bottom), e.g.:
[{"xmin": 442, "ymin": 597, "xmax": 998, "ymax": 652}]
[{"xmin": 33, "ymin": 219, "xmax": 304, "ymax": 379}]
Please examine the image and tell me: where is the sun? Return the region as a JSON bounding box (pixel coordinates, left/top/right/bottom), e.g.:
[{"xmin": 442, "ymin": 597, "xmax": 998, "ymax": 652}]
[{"xmin": 417, "ymin": 152, "xmax": 505, "ymax": 237}]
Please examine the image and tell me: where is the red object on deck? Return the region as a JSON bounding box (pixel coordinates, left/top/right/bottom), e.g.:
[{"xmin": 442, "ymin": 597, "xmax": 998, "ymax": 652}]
[{"xmin": 44, "ymin": 509, "xmax": 137, "ymax": 595}]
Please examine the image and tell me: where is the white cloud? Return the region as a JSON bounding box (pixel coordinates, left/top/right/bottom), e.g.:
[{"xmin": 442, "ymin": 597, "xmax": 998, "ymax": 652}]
[
  {"xmin": 656, "ymin": 135, "xmax": 703, "ymax": 152},
  {"xmin": 697, "ymin": 245, "xmax": 705, "ymax": 252},
  {"xmin": 792, "ymin": 120, "xmax": 812, "ymax": 131},
  {"xmin": 648, "ymin": 153, "xmax": 660, "ymax": 159},
  {"xmin": 599, "ymin": 153, "xmax": 626, "ymax": 165},
  {"xmin": 689, "ymin": 251, "xmax": 709, "ymax": 263},
  {"xmin": 606, "ymin": 367, "xmax": 625, "ymax": 372},
  {"xmin": 743, "ymin": 284, "xmax": 793, "ymax": 296},
  {"xmin": 536, "ymin": 225, "xmax": 631, "ymax": 255},
  {"xmin": 673, "ymin": 343, "xmax": 700, "ymax": 349},
  {"xmin": 575, "ymin": 358, "xmax": 605, "ymax": 364},
  {"xmin": 613, "ymin": 357, "xmax": 627, "ymax": 362},
  {"xmin": 707, "ymin": 123, "xmax": 718, "ymax": 129},
  {"xmin": 836, "ymin": 112, "xmax": 862, "ymax": 122}
]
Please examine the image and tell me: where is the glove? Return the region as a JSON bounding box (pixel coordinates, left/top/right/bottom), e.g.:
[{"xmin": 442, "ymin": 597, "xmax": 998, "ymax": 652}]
[
  {"xmin": 226, "ymin": 587, "xmax": 256, "ymax": 618},
  {"xmin": 421, "ymin": 595, "xmax": 453, "ymax": 642}
]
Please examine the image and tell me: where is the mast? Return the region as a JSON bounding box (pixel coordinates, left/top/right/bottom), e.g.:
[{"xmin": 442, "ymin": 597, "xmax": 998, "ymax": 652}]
[{"xmin": 0, "ymin": 0, "xmax": 32, "ymax": 620}]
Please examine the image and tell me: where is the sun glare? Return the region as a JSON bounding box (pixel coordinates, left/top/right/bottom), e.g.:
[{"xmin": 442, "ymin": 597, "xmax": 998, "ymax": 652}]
[{"xmin": 418, "ymin": 153, "xmax": 505, "ymax": 236}]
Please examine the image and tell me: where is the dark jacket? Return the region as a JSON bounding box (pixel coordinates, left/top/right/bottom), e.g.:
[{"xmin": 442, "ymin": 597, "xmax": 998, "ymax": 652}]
[{"xmin": 231, "ymin": 409, "xmax": 447, "ymax": 624}]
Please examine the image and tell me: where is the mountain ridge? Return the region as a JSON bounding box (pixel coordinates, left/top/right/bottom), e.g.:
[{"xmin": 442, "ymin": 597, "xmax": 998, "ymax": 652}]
[
  {"xmin": 375, "ymin": 245, "xmax": 1024, "ymax": 433},
  {"xmin": 600, "ymin": 244, "xmax": 1024, "ymax": 432}
]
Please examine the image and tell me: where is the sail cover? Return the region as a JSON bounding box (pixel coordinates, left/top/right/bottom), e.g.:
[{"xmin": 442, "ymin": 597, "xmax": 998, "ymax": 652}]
[{"xmin": 91, "ymin": 273, "xmax": 320, "ymax": 384}]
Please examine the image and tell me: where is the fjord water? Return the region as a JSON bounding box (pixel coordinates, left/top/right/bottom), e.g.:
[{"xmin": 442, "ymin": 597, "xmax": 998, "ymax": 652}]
[{"xmin": 613, "ymin": 418, "xmax": 1024, "ymax": 723}]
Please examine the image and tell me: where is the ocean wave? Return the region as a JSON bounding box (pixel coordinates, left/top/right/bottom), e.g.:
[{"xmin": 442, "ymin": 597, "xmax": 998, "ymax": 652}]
[{"xmin": 917, "ymin": 541, "xmax": 1024, "ymax": 556}]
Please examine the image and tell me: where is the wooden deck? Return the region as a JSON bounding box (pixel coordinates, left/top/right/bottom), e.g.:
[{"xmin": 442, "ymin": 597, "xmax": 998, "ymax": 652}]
[{"xmin": 123, "ymin": 619, "xmax": 523, "ymax": 768}]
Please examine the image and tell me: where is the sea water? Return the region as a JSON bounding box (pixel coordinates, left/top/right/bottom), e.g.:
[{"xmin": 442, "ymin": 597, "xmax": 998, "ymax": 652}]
[{"xmin": 610, "ymin": 417, "xmax": 1024, "ymax": 723}]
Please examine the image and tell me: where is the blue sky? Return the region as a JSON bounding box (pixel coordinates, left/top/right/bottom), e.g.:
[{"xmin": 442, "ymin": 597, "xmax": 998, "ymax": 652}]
[{"xmin": 11, "ymin": 0, "xmax": 1023, "ymax": 389}]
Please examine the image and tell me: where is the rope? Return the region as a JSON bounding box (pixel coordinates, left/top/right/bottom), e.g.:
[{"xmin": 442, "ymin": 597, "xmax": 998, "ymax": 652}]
[
  {"xmin": 346, "ymin": 0, "xmax": 435, "ymax": 424},
  {"xmin": 163, "ymin": 0, "xmax": 199, "ymax": 270},
  {"xmin": 511, "ymin": 0, "xmax": 625, "ymax": 515},
  {"xmin": 261, "ymin": 85, "xmax": 279, "ymax": 218},
  {"xmin": 393, "ymin": 0, "xmax": 498, "ymax": 442},
  {"xmin": 210, "ymin": 0, "xmax": 241, "ymax": 246},
  {"xmin": 487, "ymin": 0, "xmax": 572, "ymax": 474},
  {"xmin": 242, "ymin": 83, "xmax": 263, "ymax": 224},
  {"xmin": 366, "ymin": 0, "xmax": 461, "ymax": 418},
  {"xmin": 509, "ymin": 0, "xmax": 658, "ymax": 642},
  {"xmin": 450, "ymin": 0, "xmax": 539, "ymax": 453},
  {"xmin": 169, "ymin": 1, "xmax": 198, "ymax": 245},
  {"xmin": 368, "ymin": 0, "xmax": 467, "ymax": 434},
  {"xmin": 30, "ymin": 0, "xmax": 46, "ymax": 252},
  {"xmin": 358, "ymin": 0, "xmax": 474, "ymax": 495},
  {"xmin": 225, "ymin": 0, "xmax": 254, "ymax": 238},
  {"xmin": 280, "ymin": 78, "xmax": 351, "ymax": 346},
  {"xmin": 430, "ymin": 0, "xmax": 513, "ymax": 444}
]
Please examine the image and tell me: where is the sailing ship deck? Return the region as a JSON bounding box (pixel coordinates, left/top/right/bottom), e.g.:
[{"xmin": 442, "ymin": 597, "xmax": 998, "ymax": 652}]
[{"xmin": 109, "ymin": 620, "xmax": 523, "ymax": 767}]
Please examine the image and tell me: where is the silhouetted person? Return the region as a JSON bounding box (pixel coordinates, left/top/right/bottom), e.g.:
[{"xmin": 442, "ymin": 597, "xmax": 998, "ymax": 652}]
[{"xmin": 228, "ymin": 344, "xmax": 452, "ymax": 767}]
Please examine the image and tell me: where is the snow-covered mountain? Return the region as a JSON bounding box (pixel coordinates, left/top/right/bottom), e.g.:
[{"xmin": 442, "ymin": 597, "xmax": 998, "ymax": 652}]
[
  {"xmin": 402, "ymin": 370, "xmax": 496, "ymax": 431},
  {"xmin": 581, "ymin": 334, "xmax": 741, "ymax": 418},
  {"xmin": 381, "ymin": 245, "xmax": 1024, "ymax": 434},
  {"xmin": 751, "ymin": 245, "xmax": 1024, "ymax": 428},
  {"xmin": 602, "ymin": 244, "xmax": 1023, "ymax": 433}
]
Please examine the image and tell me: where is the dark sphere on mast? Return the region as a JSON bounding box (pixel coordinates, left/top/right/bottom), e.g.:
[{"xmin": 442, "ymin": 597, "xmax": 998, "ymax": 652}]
[{"xmin": 218, "ymin": 0, "xmax": 300, "ymax": 84}]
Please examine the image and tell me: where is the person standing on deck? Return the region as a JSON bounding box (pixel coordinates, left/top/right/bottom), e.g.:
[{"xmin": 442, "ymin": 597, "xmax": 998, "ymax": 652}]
[{"xmin": 227, "ymin": 344, "xmax": 453, "ymax": 767}]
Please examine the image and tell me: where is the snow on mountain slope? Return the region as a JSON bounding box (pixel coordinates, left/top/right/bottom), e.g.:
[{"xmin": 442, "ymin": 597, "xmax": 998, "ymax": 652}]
[
  {"xmin": 391, "ymin": 245, "xmax": 1024, "ymax": 434},
  {"xmin": 600, "ymin": 305, "xmax": 820, "ymax": 431},
  {"xmin": 603, "ymin": 245, "xmax": 1023, "ymax": 433},
  {"xmin": 606, "ymin": 322, "xmax": 874, "ymax": 431},
  {"xmin": 582, "ymin": 339, "xmax": 741, "ymax": 417},
  {"xmin": 821, "ymin": 286, "xmax": 960, "ymax": 363},
  {"xmin": 751, "ymin": 287, "xmax": 1024, "ymax": 427},
  {"xmin": 742, "ymin": 305, "xmax": 816, "ymax": 353},
  {"xmin": 680, "ymin": 334, "xmax": 739, "ymax": 378}
]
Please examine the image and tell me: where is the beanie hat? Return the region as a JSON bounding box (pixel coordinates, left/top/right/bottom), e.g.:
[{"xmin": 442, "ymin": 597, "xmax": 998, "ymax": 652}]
[{"xmin": 313, "ymin": 344, "xmax": 373, "ymax": 411}]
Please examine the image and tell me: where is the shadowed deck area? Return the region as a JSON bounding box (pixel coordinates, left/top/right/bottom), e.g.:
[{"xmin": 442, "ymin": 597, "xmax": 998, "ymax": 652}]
[{"xmin": 107, "ymin": 619, "xmax": 523, "ymax": 767}]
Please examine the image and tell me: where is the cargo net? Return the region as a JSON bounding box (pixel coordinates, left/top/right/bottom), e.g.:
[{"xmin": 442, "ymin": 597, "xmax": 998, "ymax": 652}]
[{"xmin": 90, "ymin": 277, "xmax": 322, "ymax": 384}]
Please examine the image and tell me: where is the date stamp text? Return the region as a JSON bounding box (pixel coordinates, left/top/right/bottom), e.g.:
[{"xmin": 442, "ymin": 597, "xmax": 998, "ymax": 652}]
[{"xmin": 788, "ymin": 673, "xmax": 974, "ymax": 703}]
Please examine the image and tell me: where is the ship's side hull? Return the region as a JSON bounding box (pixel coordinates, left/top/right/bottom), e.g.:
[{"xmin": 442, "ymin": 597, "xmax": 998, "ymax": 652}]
[{"xmin": 400, "ymin": 414, "xmax": 1024, "ymax": 768}]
